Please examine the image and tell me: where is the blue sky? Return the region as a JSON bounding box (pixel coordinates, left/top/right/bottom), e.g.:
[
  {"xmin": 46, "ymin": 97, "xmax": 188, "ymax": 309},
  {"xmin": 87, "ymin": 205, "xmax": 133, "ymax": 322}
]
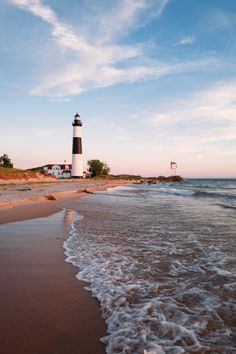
[{"xmin": 1, "ymin": 0, "xmax": 236, "ymax": 177}]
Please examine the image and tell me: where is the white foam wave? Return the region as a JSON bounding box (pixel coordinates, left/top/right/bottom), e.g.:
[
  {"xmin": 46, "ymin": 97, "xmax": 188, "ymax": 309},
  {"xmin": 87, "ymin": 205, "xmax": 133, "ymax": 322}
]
[
  {"xmin": 63, "ymin": 197, "xmax": 236, "ymax": 354},
  {"xmin": 170, "ymin": 261, "xmax": 205, "ymax": 275},
  {"xmin": 64, "ymin": 223, "xmax": 205, "ymax": 354}
]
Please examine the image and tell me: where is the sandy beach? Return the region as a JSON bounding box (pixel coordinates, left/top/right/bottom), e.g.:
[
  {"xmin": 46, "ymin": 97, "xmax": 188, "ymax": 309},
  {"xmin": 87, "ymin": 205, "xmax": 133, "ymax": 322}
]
[
  {"xmin": 0, "ymin": 179, "xmax": 132, "ymax": 354},
  {"xmin": 0, "ymin": 178, "xmax": 133, "ymax": 222}
]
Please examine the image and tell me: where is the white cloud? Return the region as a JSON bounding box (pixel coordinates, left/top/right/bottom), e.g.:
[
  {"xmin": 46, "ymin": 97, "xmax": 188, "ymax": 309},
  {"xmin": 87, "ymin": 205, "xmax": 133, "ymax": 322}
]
[
  {"xmin": 8, "ymin": 0, "xmax": 218, "ymax": 97},
  {"xmin": 8, "ymin": 0, "xmax": 154, "ymax": 58},
  {"xmin": 144, "ymin": 80, "xmax": 236, "ymax": 150},
  {"xmin": 174, "ymin": 36, "xmax": 195, "ymax": 46},
  {"xmin": 29, "ymin": 57, "xmax": 217, "ymax": 97},
  {"xmin": 99, "ymin": 0, "xmax": 149, "ymax": 41},
  {"xmin": 0, "ymin": 125, "xmax": 55, "ymax": 137},
  {"xmin": 7, "ymin": 0, "xmax": 174, "ymax": 96},
  {"xmin": 98, "ymin": 0, "xmax": 168, "ymax": 41},
  {"xmin": 8, "ymin": 0, "xmax": 97, "ymax": 54},
  {"xmin": 30, "ymin": 63, "xmax": 172, "ymax": 96},
  {"xmin": 36, "ymin": 128, "xmax": 55, "ymax": 137},
  {"xmin": 117, "ymin": 134, "xmax": 133, "ymax": 141}
]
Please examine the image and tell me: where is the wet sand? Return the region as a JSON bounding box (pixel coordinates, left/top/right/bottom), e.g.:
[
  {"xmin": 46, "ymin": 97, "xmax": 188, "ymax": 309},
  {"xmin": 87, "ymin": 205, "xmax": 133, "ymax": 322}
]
[
  {"xmin": 0, "ymin": 208, "xmax": 106, "ymax": 354},
  {"xmin": 0, "ymin": 199, "xmax": 60, "ymax": 224},
  {"xmin": 0, "ymin": 181, "xmax": 130, "ymax": 354}
]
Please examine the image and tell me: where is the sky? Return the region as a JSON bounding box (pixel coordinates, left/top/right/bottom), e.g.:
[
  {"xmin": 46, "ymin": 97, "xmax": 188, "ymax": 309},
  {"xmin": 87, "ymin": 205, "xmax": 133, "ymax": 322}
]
[{"xmin": 0, "ymin": 0, "xmax": 236, "ymax": 178}]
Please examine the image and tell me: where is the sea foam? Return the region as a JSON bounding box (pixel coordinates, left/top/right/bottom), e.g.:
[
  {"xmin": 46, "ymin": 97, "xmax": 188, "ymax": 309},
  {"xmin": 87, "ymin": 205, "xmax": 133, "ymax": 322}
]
[
  {"xmin": 63, "ymin": 179, "xmax": 236, "ymax": 353},
  {"xmin": 64, "ymin": 223, "xmax": 202, "ymax": 354}
]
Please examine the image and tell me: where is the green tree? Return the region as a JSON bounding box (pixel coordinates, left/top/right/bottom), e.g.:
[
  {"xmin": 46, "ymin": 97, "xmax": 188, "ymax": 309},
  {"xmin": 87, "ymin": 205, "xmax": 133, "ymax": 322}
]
[
  {"xmin": 0, "ymin": 154, "xmax": 13, "ymax": 168},
  {"xmin": 87, "ymin": 159, "xmax": 110, "ymax": 177}
]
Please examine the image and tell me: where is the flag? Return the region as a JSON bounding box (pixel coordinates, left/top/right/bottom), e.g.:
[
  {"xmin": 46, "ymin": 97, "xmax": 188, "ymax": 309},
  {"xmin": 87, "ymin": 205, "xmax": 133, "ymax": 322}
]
[{"xmin": 170, "ymin": 161, "xmax": 177, "ymax": 169}]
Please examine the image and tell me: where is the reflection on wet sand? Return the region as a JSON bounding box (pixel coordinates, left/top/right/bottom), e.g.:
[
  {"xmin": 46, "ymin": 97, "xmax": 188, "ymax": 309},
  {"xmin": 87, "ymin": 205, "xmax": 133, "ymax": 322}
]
[{"xmin": 64, "ymin": 209, "xmax": 75, "ymax": 225}]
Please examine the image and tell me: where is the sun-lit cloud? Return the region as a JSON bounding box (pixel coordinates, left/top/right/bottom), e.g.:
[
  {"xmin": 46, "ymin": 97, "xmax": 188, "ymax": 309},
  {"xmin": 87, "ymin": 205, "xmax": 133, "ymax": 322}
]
[{"xmin": 143, "ymin": 80, "xmax": 236, "ymax": 152}]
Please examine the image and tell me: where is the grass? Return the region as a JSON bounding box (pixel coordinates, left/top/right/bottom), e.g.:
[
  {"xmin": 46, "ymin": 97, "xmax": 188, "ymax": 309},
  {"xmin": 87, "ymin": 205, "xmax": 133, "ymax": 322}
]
[{"xmin": 0, "ymin": 167, "xmax": 52, "ymax": 180}]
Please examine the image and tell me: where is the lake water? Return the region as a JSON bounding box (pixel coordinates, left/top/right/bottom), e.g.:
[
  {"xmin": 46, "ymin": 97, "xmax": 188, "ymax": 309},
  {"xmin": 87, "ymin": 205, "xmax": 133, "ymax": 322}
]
[{"xmin": 64, "ymin": 179, "xmax": 236, "ymax": 354}]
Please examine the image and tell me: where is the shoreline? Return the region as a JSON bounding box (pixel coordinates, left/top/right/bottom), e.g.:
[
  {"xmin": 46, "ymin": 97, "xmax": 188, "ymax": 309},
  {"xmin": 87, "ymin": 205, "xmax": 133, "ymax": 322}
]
[
  {"xmin": 0, "ymin": 179, "xmax": 133, "ymax": 224},
  {"xmin": 0, "ymin": 180, "xmax": 133, "ymax": 354}
]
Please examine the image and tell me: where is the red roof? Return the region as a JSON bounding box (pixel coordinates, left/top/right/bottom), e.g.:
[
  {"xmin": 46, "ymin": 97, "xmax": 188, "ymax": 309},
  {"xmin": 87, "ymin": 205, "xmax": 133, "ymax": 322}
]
[{"xmin": 44, "ymin": 164, "xmax": 72, "ymax": 170}]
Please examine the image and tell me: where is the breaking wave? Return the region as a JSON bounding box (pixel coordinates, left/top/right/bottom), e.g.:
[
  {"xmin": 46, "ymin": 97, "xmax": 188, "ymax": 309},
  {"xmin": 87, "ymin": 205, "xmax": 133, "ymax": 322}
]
[
  {"xmin": 156, "ymin": 188, "xmax": 195, "ymax": 196},
  {"xmin": 63, "ymin": 179, "xmax": 236, "ymax": 353}
]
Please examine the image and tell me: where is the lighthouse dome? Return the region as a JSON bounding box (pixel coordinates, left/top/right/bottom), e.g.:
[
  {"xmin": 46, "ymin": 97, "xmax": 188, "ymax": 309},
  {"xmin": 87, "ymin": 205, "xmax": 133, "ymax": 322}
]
[{"xmin": 73, "ymin": 113, "xmax": 82, "ymax": 126}]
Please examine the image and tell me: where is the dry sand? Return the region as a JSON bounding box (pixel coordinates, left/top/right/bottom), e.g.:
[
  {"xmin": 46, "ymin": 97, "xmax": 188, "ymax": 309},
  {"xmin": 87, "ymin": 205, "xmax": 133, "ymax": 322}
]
[{"xmin": 0, "ymin": 180, "xmax": 133, "ymax": 354}]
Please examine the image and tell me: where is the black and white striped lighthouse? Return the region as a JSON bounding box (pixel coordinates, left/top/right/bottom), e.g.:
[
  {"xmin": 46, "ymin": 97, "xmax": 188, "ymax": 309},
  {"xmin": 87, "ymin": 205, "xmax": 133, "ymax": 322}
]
[{"xmin": 72, "ymin": 113, "xmax": 83, "ymax": 178}]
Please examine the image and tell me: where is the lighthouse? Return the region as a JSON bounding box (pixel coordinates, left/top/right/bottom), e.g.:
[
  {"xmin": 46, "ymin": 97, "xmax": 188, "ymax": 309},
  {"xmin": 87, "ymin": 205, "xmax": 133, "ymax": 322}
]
[{"xmin": 72, "ymin": 113, "xmax": 83, "ymax": 178}]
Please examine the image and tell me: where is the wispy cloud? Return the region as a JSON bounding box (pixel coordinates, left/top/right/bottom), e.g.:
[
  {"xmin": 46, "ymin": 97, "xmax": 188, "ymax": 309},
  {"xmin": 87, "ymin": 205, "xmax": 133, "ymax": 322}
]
[
  {"xmin": 8, "ymin": 0, "xmax": 100, "ymax": 54},
  {"xmin": 30, "ymin": 57, "xmax": 218, "ymax": 97},
  {"xmin": 205, "ymin": 8, "xmax": 236, "ymax": 31},
  {"xmin": 115, "ymin": 126, "xmax": 133, "ymax": 141},
  {"xmin": 0, "ymin": 125, "xmax": 55, "ymax": 137},
  {"xmin": 143, "ymin": 80, "xmax": 236, "ymax": 154},
  {"xmin": 7, "ymin": 0, "xmax": 173, "ymax": 96},
  {"xmin": 174, "ymin": 36, "xmax": 195, "ymax": 46},
  {"xmin": 98, "ymin": 0, "xmax": 169, "ymax": 41},
  {"xmin": 8, "ymin": 0, "xmax": 217, "ymax": 97}
]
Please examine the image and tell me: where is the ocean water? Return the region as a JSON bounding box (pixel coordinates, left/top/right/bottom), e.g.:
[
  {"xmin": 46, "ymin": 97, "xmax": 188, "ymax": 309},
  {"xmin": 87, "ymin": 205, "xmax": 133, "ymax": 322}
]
[{"xmin": 64, "ymin": 179, "xmax": 236, "ymax": 354}]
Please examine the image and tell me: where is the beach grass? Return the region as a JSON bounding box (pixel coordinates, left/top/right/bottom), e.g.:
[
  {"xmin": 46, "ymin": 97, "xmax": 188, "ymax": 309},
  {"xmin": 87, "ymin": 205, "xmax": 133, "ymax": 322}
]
[{"xmin": 0, "ymin": 166, "xmax": 52, "ymax": 181}]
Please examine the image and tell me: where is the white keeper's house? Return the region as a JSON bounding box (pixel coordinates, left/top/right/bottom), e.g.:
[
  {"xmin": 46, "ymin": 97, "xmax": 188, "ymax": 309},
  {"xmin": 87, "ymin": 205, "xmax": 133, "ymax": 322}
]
[
  {"xmin": 43, "ymin": 164, "xmax": 88, "ymax": 179},
  {"xmin": 43, "ymin": 164, "xmax": 72, "ymax": 179}
]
